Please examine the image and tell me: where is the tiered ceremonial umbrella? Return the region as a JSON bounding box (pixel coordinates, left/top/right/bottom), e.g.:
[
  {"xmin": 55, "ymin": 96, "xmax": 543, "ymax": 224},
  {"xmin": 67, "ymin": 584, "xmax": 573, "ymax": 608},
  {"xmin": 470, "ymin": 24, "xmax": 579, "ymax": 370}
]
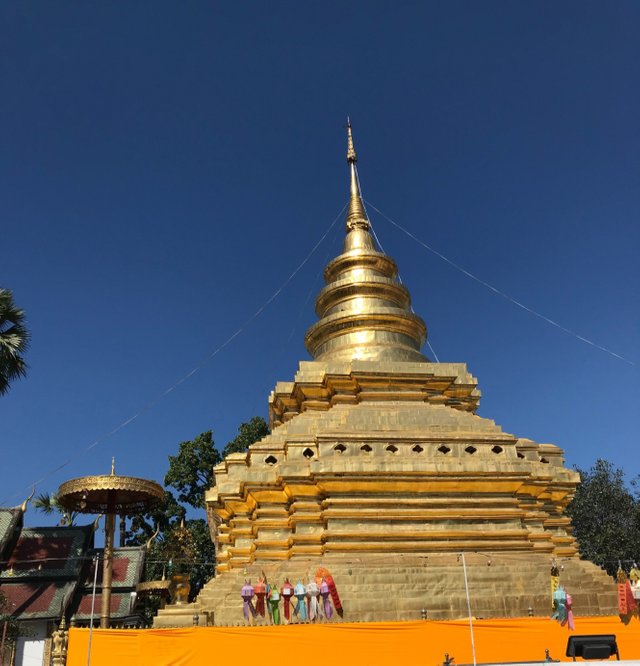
[{"xmin": 57, "ymin": 460, "xmax": 163, "ymax": 628}]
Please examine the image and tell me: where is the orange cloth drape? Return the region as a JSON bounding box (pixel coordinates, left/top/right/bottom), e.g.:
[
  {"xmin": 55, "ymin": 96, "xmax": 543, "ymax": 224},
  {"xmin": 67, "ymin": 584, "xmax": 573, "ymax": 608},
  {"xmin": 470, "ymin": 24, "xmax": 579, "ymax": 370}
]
[{"xmin": 67, "ymin": 616, "xmax": 640, "ymax": 666}]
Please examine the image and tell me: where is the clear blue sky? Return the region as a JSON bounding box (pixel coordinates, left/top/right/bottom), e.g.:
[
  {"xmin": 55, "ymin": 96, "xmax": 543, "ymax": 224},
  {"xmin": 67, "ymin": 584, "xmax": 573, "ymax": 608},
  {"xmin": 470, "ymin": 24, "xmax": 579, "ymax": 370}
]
[{"xmin": 1, "ymin": 1, "xmax": 638, "ymax": 515}]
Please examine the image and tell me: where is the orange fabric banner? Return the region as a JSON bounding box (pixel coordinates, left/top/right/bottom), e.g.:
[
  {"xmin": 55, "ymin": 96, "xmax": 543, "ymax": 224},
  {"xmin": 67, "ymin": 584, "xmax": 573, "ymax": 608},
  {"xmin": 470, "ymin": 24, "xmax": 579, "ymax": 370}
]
[{"xmin": 67, "ymin": 616, "xmax": 640, "ymax": 666}]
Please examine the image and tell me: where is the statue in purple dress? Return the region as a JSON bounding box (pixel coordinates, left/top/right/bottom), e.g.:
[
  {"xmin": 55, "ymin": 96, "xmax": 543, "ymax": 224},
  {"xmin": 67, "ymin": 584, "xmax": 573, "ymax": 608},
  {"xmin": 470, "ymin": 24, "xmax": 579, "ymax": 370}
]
[
  {"xmin": 320, "ymin": 578, "xmax": 333, "ymax": 619},
  {"xmin": 241, "ymin": 579, "xmax": 257, "ymax": 624}
]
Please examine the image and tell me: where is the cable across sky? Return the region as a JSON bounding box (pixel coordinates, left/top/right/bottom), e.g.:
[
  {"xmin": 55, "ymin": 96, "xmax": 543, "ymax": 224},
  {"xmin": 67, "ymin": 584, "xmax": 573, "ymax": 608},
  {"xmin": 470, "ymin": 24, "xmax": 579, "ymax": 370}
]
[{"xmin": 365, "ymin": 199, "xmax": 636, "ymax": 367}]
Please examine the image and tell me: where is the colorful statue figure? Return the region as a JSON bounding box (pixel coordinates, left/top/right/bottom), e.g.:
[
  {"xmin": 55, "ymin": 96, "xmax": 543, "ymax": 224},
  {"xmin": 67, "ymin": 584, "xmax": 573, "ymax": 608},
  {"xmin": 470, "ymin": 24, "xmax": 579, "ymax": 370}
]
[
  {"xmin": 320, "ymin": 578, "xmax": 333, "ymax": 619},
  {"xmin": 563, "ymin": 592, "xmax": 575, "ymax": 630},
  {"xmin": 631, "ymin": 566, "xmax": 640, "ymax": 601},
  {"xmin": 551, "ymin": 585, "xmax": 567, "ymax": 625},
  {"xmin": 294, "ymin": 581, "xmax": 307, "ymax": 621},
  {"xmin": 241, "ymin": 580, "xmax": 257, "ymax": 624},
  {"xmin": 281, "ymin": 579, "xmax": 294, "ymax": 622},
  {"xmin": 265, "ymin": 579, "xmax": 272, "ymax": 621},
  {"xmin": 316, "ymin": 567, "xmax": 343, "ymax": 617},
  {"xmin": 255, "ymin": 577, "xmax": 267, "ymax": 617},
  {"xmin": 268, "ymin": 585, "xmax": 281, "ymax": 625},
  {"xmin": 306, "ymin": 580, "xmax": 320, "ymax": 621}
]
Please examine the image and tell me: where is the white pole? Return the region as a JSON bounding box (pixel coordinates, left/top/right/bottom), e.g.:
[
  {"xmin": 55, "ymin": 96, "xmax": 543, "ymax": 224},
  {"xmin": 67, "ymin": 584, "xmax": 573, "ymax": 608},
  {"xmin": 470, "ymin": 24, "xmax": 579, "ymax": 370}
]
[
  {"xmin": 461, "ymin": 552, "xmax": 477, "ymax": 666},
  {"xmin": 87, "ymin": 552, "xmax": 100, "ymax": 666}
]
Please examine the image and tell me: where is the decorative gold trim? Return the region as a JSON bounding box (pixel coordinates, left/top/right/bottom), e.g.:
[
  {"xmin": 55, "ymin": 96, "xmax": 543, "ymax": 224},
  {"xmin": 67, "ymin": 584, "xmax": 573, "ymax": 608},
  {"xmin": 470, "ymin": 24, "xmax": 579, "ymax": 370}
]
[{"xmin": 137, "ymin": 580, "xmax": 171, "ymax": 594}]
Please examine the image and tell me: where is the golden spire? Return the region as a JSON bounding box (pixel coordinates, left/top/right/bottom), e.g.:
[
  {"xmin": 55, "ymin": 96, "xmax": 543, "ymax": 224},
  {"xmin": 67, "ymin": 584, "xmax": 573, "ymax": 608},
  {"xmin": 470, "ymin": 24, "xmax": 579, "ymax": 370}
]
[
  {"xmin": 304, "ymin": 123, "xmax": 428, "ymax": 363},
  {"xmin": 345, "ymin": 119, "xmax": 370, "ymax": 231}
]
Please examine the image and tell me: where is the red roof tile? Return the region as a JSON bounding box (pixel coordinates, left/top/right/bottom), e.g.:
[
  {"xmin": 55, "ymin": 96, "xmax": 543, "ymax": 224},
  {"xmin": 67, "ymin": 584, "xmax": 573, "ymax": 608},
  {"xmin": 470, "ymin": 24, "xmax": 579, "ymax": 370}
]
[
  {"xmin": 75, "ymin": 592, "xmax": 133, "ymax": 619},
  {"xmin": 84, "ymin": 547, "xmax": 145, "ymax": 588},
  {"xmin": 0, "ymin": 525, "xmax": 93, "ymax": 580},
  {"xmin": 8, "ymin": 536, "xmax": 74, "ymax": 570},
  {"xmin": 0, "ymin": 581, "xmax": 75, "ymax": 619}
]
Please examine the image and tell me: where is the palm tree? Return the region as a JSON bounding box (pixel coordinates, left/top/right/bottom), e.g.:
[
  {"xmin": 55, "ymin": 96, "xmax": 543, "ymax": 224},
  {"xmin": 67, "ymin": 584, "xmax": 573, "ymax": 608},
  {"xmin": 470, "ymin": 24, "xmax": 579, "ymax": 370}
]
[
  {"xmin": 0, "ymin": 288, "xmax": 29, "ymax": 396},
  {"xmin": 33, "ymin": 492, "xmax": 78, "ymax": 526}
]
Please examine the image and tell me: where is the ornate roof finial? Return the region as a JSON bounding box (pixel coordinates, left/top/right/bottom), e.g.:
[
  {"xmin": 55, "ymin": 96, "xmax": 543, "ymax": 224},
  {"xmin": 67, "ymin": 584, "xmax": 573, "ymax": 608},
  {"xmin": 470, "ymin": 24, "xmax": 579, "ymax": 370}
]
[
  {"xmin": 111, "ymin": 457, "xmax": 116, "ymax": 476},
  {"xmin": 146, "ymin": 524, "xmax": 160, "ymax": 551},
  {"xmin": 20, "ymin": 486, "xmax": 35, "ymax": 513},
  {"xmin": 344, "ymin": 118, "xmax": 369, "ymax": 231}
]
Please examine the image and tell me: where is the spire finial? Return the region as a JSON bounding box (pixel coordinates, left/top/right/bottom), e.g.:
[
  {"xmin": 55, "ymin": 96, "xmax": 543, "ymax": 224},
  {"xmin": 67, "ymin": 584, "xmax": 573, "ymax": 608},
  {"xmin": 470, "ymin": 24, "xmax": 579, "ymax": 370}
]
[
  {"xmin": 346, "ymin": 117, "xmax": 357, "ymax": 163},
  {"xmin": 344, "ymin": 119, "xmax": 369, "ymax": 231},
  {"xmin": 111, "ymin": 457, "xmax": 116, "ymax": 476}
]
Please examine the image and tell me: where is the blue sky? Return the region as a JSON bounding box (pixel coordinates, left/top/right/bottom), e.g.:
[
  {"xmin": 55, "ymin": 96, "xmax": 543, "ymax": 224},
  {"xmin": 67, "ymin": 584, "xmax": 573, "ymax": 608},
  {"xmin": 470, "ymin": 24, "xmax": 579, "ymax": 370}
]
[{"xmin": 1, "ymin": 1, "xmax": 638, "ymax": 517}]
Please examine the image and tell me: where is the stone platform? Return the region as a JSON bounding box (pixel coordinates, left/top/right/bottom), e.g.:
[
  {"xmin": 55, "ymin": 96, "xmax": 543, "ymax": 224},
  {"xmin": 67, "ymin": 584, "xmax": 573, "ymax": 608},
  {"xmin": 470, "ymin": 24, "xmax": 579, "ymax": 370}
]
[{"xmin": 154, "ymin": 553, "xmax": 617, "ymax": 627}]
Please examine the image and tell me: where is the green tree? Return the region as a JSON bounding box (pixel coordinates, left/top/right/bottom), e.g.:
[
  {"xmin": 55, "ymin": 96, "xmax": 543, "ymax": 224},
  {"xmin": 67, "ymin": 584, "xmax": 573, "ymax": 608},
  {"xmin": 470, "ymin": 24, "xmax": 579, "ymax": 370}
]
[
  {"xmin": 567, "ymin": 459, "xmax": 640, "ymax": 576},
  {"xmin": 0, "ymin": 288, "xmax": 29, "ymax": 396},
  {"xmin": 164, "ymin": 431, "xmax": 221, "ymax": 509},
  {"xmin": 127, "ymin": 490, "xmax": 185, "ymax": 544},
  {"xmin": 163, "ymin": 418, "xmax": 269, "ymax": 509},
  {"xmin": 221, "ymin": 416, "xmax": 269, "ymax": 457}
]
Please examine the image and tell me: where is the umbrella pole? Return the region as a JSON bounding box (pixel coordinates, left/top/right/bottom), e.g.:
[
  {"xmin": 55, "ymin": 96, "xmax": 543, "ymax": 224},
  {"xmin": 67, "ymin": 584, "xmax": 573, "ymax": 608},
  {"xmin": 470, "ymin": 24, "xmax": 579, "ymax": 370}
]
[{"xmin": 100, "ymin": 512, "xmax": 115, "ymax": 628}]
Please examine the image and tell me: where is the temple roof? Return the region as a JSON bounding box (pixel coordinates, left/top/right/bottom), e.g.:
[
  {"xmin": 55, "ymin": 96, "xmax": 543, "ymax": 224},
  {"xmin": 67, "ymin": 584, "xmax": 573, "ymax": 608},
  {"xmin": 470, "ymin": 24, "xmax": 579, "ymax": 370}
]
[
  {"xmin": 0, "ymin": 517, "xmax": 145, "ymax": 622},
  {"xmin": 304, "ymin": 121, "xmax": 428, "ymax": 363},
  {"xmin": 0, "ymin": 508, "xmax": 22, "ymax": 563},
  {"xmin": 0, "ymin": 525, "xmax": 93, "ymax": 580},
  {"xmin": 0, "ymin": 580, "xmax": 77, "ymax": 620}
]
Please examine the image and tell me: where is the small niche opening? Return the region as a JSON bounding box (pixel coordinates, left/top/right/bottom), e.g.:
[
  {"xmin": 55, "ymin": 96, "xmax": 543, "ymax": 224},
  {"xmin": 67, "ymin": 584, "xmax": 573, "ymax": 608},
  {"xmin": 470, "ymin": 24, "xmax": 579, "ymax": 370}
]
[
  {"xmin": 302, "ymin": 448, "xmax": 315, "ymax": 459},
  {"xmin": 491, "ymin": 445, "xmax": 503, "ymax": 455},
  {"xmin": 334, "ymin": 443, "xmax": 347, "ymax": 454},
  {"xmin": 412, "ymin": 444, "xmax": 424, "ymax": 453},
  {"xmin": 386, "ymin": 444, "xmax": 398, "ymax": 454},
  {"xmin": 465, "ymin": 446, "xmax": 477, "ymax": 455},
  {"xmin": 361, "ymin": 444, "xmax": 372, "ymax": 452},
  {"xmin": 517, "ymin": 452, "xmax": 525, "ymax": 459},
  {"xmin": 437, "ymin": 445, "xmax": 451, "ymax": 454},
  {"xmin": 540, "ymin": 457, "xmax": 549, "ymax": 464},
  {"xmin": 264, "ymin": 455, "xmax": 278, "ymax": 465}
]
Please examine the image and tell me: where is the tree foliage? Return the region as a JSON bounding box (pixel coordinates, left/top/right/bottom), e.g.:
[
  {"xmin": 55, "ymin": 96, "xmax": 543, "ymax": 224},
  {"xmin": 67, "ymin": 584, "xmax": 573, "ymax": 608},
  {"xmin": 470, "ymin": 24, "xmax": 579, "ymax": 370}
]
[
  {"xmin": 221, "ymin": 416, "xmax": 269, "ymax": 457},
  {"xmin": 164, "ymin": 431, "xmax": 221, "ymax": 509},
  {"xmin": 163, "ymin": 417, "xmax": 268, "ymax": 509},
  {"xmin": 33, "ymin": 492, "xmax": 78, "ymax": 526},
  {"xmin": 0, "ymin": 589, "xmax": 22, "ymax": 657},
  {"xmin": 567, "ymin": 459, "xmax": 640, "ymax": 576},
  {"xmin": 0, "ymin": 288, "xmax": 29, "ymax": 397}
]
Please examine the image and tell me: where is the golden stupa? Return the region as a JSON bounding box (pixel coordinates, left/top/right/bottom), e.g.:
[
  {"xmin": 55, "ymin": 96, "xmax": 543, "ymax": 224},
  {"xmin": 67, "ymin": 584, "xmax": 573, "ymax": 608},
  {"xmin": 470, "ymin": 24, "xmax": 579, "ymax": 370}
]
[{"xmin": 155, "ymin": 124, "xmax": 617, "ymax": 627}]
